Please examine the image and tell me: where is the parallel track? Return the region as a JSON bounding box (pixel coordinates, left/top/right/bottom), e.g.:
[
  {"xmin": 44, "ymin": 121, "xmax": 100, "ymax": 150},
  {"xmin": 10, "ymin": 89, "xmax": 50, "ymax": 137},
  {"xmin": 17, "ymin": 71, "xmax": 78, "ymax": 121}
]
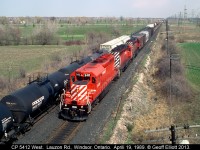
[
  {"xmin": 32, "ymin": 103, "xmax": 59, "ymax": 126},
  {"xmin": 15, "ymin": 103, "xmax": 60, "ymax": 142}
]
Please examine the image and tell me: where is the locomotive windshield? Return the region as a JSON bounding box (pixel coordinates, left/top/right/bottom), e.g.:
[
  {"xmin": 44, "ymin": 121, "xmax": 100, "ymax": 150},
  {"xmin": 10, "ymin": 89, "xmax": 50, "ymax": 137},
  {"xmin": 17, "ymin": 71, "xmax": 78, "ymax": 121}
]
[{"xmin": 76, "ymin": 73, "xmax": 90, "ymax": 81}]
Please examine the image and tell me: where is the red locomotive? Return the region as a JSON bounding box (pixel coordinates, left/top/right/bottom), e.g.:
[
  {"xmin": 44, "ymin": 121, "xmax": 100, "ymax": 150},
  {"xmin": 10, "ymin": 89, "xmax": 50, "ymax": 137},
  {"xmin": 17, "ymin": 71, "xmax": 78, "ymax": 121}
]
[
  {"xmin": 126, "ymin": 37, "xmax": 140, "ymax": 57},
  {"xmin": 60, "ymin": 53, "xmax": 118, "ymax": 120},
  {"xmin": 111, "ymin": 44, "xmax": 133, "ymax": 76}
]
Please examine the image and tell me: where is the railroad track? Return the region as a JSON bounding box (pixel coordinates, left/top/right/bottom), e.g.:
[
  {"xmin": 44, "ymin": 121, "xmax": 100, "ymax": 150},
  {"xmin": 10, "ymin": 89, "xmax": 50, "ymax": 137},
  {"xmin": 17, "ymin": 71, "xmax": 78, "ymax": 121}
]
[
  {"xmin": 14, "ymin": 103, "xmax": 60, "ymax": 143},
  {"xmin": 44, "ymin": 100, "xmax": 104, "ymax": 144},
  {"xmin": 45, "ymin": 121, "xmax": 82, "ymax": 144},
  {"xmin": 33, "ymin": 103, "xmax": 59, "ymax": 125}
]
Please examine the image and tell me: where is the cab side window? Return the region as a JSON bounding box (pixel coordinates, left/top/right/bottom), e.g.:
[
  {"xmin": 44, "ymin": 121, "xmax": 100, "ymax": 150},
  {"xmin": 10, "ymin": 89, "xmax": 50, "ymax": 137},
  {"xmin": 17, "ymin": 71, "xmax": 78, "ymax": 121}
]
[{"xmin": 71, "ymin": 76, "xmax": 75, "ymax": 82}]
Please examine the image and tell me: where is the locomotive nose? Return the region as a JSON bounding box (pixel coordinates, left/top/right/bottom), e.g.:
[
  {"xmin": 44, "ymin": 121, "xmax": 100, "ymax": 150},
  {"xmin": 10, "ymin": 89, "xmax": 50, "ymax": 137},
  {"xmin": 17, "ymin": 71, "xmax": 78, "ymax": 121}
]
[
  {"xmin": 69, "ymin": 109, "xmax": 77, "ymax": 119},
  {"xmin": 71, "ymin": 100, "xmax": 77, "ymax": 105}
]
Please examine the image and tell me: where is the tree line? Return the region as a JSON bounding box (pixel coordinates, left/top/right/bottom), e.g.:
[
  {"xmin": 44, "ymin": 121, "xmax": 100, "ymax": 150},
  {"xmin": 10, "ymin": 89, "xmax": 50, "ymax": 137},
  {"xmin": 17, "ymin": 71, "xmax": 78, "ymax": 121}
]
[{"xmin": 0, "ymin": 22, "xmax": 60, "ymax": 46}]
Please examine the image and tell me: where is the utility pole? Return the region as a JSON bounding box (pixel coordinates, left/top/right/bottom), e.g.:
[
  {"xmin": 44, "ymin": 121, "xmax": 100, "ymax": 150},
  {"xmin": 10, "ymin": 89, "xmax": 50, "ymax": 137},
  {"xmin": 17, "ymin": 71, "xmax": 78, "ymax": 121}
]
[
  {"xmin": 170, "ymin": 125, "xmax": 176, "ymax": 145},
  {"xmin": 184, "ymin": 5, "xmax": 187, "ymax": 20},
  {"xmin": 168, "ymin": 53, "xmax": 179, "ymax": 124},
  {"xmin": 169, "ymin": 54, "xmax": 180, "ymax": 78},
  {"xmin": 192, "ymin": 9, "xmax": 195, "ymax": 19},
  {"xmin": 166, "ymin": 19, "xmax": 169, "ymax": 55},
  {"xmin": 184, "ymin": 5, "xmax": 187, "ymax": 32},
  {"xmin": 178, "ymin": 12, "xmax": 182, "ymax": 27}
]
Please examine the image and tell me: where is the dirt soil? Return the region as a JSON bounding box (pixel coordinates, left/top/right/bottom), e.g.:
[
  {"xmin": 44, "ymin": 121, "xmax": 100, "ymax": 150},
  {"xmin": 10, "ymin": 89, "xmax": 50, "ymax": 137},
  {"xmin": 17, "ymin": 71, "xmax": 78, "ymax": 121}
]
[{"xmin": 108, "ymin": 31, "xmax": 173, "ymax": 144}]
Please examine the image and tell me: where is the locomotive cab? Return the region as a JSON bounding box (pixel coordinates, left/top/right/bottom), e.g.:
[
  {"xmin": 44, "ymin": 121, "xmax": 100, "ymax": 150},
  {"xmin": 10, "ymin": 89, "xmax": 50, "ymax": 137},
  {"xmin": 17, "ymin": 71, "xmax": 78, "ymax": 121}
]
[{"xmin": 60, "ymin": 69, "xmax": 103, "ymax": 121}]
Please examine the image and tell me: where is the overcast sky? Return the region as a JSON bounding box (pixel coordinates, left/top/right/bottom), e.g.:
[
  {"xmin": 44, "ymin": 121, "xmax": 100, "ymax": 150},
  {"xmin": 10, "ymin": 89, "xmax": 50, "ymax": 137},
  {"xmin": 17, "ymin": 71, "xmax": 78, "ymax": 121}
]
[{"xmin": 0, "ymin": 0, "xmax": 200, "ymax": 18}]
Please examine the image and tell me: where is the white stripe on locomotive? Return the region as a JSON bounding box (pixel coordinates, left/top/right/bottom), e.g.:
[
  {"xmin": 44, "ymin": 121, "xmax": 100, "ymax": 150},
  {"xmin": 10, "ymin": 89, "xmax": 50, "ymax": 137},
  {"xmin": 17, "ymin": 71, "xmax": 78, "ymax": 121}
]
[
  {"xmin": 112, "ymin": 52, "xmax": 120, "ymax": 68},
  {"xmin": 77, "ymin": 85, "xmax": 87, "ymax": 98}
]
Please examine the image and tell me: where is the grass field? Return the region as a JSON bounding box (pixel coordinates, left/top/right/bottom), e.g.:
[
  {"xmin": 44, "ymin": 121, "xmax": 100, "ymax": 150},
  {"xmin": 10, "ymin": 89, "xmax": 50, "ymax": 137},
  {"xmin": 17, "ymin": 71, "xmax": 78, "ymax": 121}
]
[
  {"xmin": 59, "ymin": 24, "xmax": 146, "ymax": 41},
  {"xmin": 0, "ymin": 24, "xmax": 147, "ymax": 79},
  {"xmin": 20, "ymin": 24, "xmax": 146, "ymax": 41},
  {"xmin": 0, "ymin": 45, "xmax": 83, "ymax": 78},
  {"xmin": 179, "ymin": 43, "xmax": 200, "ymax": 90}
]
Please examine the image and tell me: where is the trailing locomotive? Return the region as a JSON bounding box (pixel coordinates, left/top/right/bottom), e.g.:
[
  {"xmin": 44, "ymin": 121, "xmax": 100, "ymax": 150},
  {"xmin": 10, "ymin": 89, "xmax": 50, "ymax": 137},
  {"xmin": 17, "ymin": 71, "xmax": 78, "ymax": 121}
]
[
  {"xmin": 111, "ymin": 44, "xmax": 133, "ymax": 75},
  {"xmin": 0, "ymin": 50, "xmax": 106, "ymax": 142}
]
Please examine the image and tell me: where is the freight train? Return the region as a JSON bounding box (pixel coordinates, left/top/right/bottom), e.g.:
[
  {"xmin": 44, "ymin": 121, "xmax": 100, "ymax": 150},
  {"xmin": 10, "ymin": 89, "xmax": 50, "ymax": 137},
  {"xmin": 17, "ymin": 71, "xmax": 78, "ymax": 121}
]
[
  {"xmin": 0, "ymin": 22, "xmax": 160, "ymax": 142},
  {"xmin": 59, "ymin": 23, "xmax": 160, "ymax": 121},
  {"xmin": 0, "ymin": 50, "xmax": 107, "ymax": 143}
]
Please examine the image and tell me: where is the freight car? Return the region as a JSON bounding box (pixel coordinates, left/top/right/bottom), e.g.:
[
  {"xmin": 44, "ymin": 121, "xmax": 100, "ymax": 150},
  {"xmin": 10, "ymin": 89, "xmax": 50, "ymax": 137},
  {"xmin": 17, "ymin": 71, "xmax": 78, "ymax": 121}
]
[
  {"xmin": 130, "ymin": 23, "xmax": 157, "ymax": 47},
  {"xmin": 0, "ymin": 50, "xmax": 106, "ymax": 142},
  {"xmin": 60, "ymin": 53, "xmax": 118, "ymax": 120},
  {"xmin": 139, "ymin": 31, "xmax": 150, "ymax": 43},
  {"xmin": 144, "ymin": 26, "xmax": 154, "ymax": 37},
  {"xmin": 100, "ymin": 35, "xmax": 130, "ymax": 52},
  {"xmin": 0, "ymin": 103, "xmax": 13, "ymax": 143},
  {"xmin": 0, "ymin": 74, "xmax": 71, "ymax": 142}
]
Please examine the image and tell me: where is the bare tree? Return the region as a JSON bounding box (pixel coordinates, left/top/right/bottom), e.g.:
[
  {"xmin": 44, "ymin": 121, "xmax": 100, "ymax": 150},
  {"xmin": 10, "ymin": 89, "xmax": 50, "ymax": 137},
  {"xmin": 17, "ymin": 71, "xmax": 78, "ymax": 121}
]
[
  {"xmin": 33, "ymin": 22, "xmax": 60, "ymax": 45},
  {"xmin": 0, "ymin": 25, "xmax": 6, "ymax": 45},
  {"xmin": 112, "ymin": 26, "xmax": 120, "ymax": 37},
  {"xmin": 0, "ymin": 17, "xmax": 9, "ymax": 25},
  {"xmin": 86, "ymin": 31, "xmax": 110, "ymax": 52},
  {"xmin": 9, "ymin": 26, "xmax": 21, "ymax": 45},
  {"xmin": 50, "ymin": 17, "xmax": 56, "ymax": 22}
]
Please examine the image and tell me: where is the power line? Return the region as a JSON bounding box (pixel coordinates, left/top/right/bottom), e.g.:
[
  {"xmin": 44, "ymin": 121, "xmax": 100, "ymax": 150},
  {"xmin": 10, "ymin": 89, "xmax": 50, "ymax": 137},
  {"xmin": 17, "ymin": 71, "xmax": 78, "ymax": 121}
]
[{"xmin": 184, "ymin": 5, "xmax": 187, "ymax": 19}]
